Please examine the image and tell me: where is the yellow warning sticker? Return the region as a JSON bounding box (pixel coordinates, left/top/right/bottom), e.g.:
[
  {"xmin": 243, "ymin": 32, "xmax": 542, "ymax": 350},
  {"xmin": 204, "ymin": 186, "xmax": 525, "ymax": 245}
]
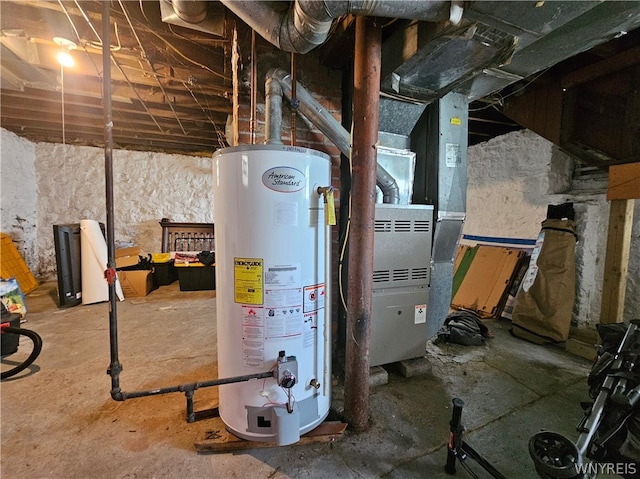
[
  {"xmin": 450, "ymin": 117, "xmax": 462, "ymax": 126},
  {"xmin": 234, "ymin": 258, "xmax": 264, "ymax": 305}
]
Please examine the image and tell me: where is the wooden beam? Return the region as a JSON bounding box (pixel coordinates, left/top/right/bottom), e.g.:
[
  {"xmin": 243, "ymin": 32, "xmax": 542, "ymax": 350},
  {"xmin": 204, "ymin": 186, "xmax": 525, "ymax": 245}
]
[
  {"xmin": 503, "ymin": 80, "xmax": 563, "ymax": 145},
  {"xmin": 599, "ymin": 199, "xmax": 634, "ymax": 324},
  {"xmin": 561, "ymin": 45, "xmax": 640, "ymax": 89},
  {"xmin": 608, "ymin": 162, "xmax": 640, "ymax": 201}
]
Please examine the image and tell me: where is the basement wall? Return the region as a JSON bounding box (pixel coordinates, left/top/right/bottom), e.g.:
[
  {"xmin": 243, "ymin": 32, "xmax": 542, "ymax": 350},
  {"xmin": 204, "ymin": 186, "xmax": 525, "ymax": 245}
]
[
  {"xmin": 1, "ymin": 127, "xmax": 213, "ymax": 281},
  {"xmin": 1, "ymin": 130, "xmax": 37, "ymax": 272},
  {"xmin": 465, "ymin": 129, "xmax": 640, "ymax": 328},
  {"xmin": 4, "ymin": 124, "xmax": 638, "ymax": 329}
]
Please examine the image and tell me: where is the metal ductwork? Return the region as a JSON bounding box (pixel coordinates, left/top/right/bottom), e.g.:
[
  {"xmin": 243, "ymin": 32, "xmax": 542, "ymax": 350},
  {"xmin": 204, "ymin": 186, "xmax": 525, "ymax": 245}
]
[
  {"xmin": 220, "ymin": 0, "xmax": 461, "ymax": 54},
  {"xmin": 171, "ymin": 0, "xmax": 207, "ymax": 23},
  {"xmin": 265, "ymin": 68, "xmax": 400, "ymax": 204},
  {"xmin": 160, "ymin": 0, "xmax": 225, "ymax": 36},
  {"xmin": 166, "ymin": 1, "xmax": 640, "ymax": 114}
]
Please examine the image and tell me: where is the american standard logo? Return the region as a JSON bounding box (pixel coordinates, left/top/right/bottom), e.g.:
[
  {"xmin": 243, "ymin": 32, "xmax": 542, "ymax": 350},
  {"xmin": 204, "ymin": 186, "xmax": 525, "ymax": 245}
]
[{"xmin": 262, "ymin": 166, "xmax": 306, "ymax": 192}]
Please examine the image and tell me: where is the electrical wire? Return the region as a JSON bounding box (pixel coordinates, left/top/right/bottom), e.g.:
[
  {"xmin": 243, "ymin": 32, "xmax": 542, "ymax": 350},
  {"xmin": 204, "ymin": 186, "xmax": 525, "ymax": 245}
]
[
  {"xmin": 142, "ymin": 28, "xmax": 230, "ymax": 81},
  {"xmin": 138, "ymin": 0, "xmax": 152, "ymax": 24},
  {"xmin": 197, "ymin": 86, "xmax": 229, "ymax": 149},
  {"xmin": 283, "ymin": 388, "xmax": 296, "ymax": 413},
  {"xmin": 0, "ymin": 326, "xmax": 43, "ymax": 380},
  {"xmin": 71, "ymin": 0, "xmax": 220, "ymax": 138},
  {"xmin": 290, "ymin": 52, "xmax": 296, "ymax": 146},
  {"xmin": 117, "ymin": 0, "xmax": 187, "ymax": 135},
  {"xmin": 468, "ymin": 67, "xmax": 551, "ymax": 112},
  {"xmin": 338, "ymin": 122, "xmax": 355, "ymax": 312},
  {"xmin": 58, "ymin": 0, "xmax": 227, "ymax": 148},
  {"xmin": 58, "ymin": 0, "xmax": 229, "ymax": 148},
  {"xmin": 110, "ymin": 55, "xmax": 165, "ymax": 133},
  {"xmin": 56, "ymin": 0, "xmax": 82, "ymax": 44},
  {"xmin": 167, "ymin": 23, "xmax": 230, "ymax": 49},
  {"xmin": 72, "ymin": 0, "xmax": 121, "ymax": 51},
  {"xmin": 60, "ymin": 63, "xmax": 66, "ymax": 144},
  {"xmin": 182, "ymin": 80, "xmax": 228, "ymax": 149},
  {"xmin": 56, "ymin": 0, "xmax": 140, "ymax": 137}
]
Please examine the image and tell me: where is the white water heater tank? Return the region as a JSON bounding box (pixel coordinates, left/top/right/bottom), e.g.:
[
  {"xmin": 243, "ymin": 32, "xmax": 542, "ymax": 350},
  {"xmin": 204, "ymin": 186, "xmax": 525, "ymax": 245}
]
[{"xmin": 212, "ymin": 145, "xmax": 331, "ymax": 444}]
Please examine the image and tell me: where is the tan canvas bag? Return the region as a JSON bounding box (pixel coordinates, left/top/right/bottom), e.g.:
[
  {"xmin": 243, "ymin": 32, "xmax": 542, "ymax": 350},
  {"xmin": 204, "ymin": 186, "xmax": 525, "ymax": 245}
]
[{"xmin": 511, "ymin": 218, "xmax": 577, "ymax": 344}]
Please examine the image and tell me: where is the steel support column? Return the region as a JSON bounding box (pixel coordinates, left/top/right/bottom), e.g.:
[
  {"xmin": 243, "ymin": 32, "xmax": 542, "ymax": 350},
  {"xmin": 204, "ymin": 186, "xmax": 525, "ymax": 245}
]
[{"xmin": 343, "ymin": 16, "xmax": 381, "ymax": 433}]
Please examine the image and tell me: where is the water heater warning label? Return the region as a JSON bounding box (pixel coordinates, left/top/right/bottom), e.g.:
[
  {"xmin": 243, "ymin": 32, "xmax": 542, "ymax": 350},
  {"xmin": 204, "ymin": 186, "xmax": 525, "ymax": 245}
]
[
  {"xmin": 304, "ymin": 283, "xmax": 325, "ymax": 312},
  {"xmin": 234, "ymin": 258, "xmax": 263, "ymax": 305},
  {"xmin": 264, "ymin": 263, "xmax": 303, "ymax": 342},
  {"xmin": 242, "ymin": 305, "xmax": 264, "ymax": 368}
]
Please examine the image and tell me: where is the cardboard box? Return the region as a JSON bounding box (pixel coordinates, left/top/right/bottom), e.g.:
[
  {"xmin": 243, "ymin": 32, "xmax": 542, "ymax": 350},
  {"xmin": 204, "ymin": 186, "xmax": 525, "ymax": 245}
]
[
  {"xmin": 451, "ymin": 245, "xmax": 525, "ymax": 318},
  {"xmin": 118, "ymin": 270, "xmax": 153, "ymax": 297},
  {"xmin": 115, "ymin": 246, "xmax": 140, "ymax": 269}
]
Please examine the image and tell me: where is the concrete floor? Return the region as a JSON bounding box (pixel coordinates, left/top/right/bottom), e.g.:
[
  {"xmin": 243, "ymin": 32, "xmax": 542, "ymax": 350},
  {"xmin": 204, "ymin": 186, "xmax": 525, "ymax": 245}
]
[{"xmin": 2, "ymin": 281, "xmax": 597, "ymax": 479}]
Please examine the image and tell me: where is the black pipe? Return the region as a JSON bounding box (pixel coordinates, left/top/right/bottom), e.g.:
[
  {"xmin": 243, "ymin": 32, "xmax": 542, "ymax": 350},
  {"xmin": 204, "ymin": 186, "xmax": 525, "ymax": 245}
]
[
  {"xmin": 102, "ymin": 0, "xmax": 124, "ymax": 401},
  {"xmin": 99, "ymin": 2, "xmax": 276, "ymax": 419},
  {"xmin": 117, "ymin": 371, "xmax": 275, "ymax": 423},
  {"xmin": 119, "ymin": 371, "xmax": 275, "ymax": 400}
]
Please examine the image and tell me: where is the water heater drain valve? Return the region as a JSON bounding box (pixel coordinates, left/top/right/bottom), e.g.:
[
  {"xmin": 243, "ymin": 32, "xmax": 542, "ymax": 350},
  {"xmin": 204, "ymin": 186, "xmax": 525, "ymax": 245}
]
[{"xmin": 276, "ymin": 351, "xmax": 298, "ymax": 389}]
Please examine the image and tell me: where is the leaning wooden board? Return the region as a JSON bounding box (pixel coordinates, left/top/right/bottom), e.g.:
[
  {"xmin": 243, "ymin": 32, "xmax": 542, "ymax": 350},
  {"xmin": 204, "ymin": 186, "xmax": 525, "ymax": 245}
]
[
  {"xmin": 194, "ymin": 419, "xmax": 348, "ymax": 453},
  {"xmin": 451, "ymin": 245, "xmax": 525, "ymax": 319}
]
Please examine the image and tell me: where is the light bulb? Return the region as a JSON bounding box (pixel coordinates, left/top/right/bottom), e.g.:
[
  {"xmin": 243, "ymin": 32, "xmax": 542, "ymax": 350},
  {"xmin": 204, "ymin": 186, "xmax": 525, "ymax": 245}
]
[
  {"xmin": 53, "ymin": 37, "xmax": 77, "ymax": 68},
  {"xmin": 57, "ymin": 49, "xmax": 74, "ymax": 67}
]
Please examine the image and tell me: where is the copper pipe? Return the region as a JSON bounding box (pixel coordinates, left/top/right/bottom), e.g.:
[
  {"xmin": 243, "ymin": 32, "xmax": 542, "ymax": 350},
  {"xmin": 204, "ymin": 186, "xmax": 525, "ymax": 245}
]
[
  {"xmin": 290, "ymin": 52, "xmax": 296, "ymax": 145},
  {"xmin": 250, "ymin": 29, "xmax": 257, "ymax": 144},
  {"xmin": 343, "ymin": 16, "xmax": 381, "ymax": 433}
]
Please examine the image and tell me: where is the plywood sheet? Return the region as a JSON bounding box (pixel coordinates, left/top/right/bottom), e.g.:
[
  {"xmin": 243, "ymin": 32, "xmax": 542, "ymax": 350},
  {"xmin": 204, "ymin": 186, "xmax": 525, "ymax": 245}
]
[
  {"xmin": 194, "ymin": 419, "xmax": 347, "ymax": 453},
  {"xmin": 608, "ymin": 162, "xmax": 640, "ymax": 200}
]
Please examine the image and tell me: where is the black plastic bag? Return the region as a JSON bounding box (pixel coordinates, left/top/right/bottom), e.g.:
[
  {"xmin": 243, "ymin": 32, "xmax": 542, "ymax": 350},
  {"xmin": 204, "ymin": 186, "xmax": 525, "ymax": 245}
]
[
  {"xmin": 435, "ymin": 310, "xmax": 491, "ymax": 346},
  {"xmin": 197, "ymin": 251, "xmax": 215, "ymax": 266}
]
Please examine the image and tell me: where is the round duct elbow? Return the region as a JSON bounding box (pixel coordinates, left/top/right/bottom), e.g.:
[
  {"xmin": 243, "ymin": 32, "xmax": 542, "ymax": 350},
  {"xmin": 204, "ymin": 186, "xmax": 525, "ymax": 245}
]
[{"xmin": 171, "ymin": 0, "xmax": 208, "ymax": 24}]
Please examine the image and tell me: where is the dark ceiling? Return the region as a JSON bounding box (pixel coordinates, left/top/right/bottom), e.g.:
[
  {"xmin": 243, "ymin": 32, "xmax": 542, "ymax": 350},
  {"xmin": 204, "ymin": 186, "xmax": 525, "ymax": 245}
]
[{"xmin": 1, "ymin": 1, "xmax": 639, "ymax": 165}]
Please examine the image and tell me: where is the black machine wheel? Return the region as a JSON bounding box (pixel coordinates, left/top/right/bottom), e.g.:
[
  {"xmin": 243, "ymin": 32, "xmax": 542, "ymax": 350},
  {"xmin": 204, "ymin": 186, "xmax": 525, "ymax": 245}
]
[
  {"xmin": 529, "ymin": 431, "xmax": 581, "ymax": 479},
  {"xmin": 1, "ymin": 326, "xmax": 42, "ymax": 380}
]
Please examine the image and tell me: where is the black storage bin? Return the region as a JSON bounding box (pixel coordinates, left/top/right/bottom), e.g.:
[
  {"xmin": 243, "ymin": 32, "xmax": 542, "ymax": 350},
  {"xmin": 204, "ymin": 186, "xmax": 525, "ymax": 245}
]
[
  {"xmin": 152, "ymin": 260, "xmax": 178, "ymax": 287},
  {"xmin": 176, "ymin": 264, "xmax": 215, "ymax": 291}
]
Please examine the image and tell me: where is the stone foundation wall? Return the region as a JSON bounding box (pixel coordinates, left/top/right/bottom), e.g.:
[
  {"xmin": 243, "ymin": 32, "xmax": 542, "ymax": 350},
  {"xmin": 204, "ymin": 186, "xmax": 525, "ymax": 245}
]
[
  {"xmin": 466, "ymin": 129, "xmax": 639, "ymax": 327},
  {"xmin": 1, "ymin": 128, "xmax": 213, "ymax": 280}
]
